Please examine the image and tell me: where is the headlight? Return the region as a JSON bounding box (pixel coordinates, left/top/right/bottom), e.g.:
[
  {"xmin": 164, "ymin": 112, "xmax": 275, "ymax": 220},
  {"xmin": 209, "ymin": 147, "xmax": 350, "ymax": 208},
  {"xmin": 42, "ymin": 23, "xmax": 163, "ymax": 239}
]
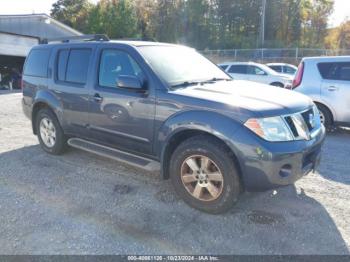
[{"xmin": 244, "ymin": 116, "xmax": 293, "ymax": 142}]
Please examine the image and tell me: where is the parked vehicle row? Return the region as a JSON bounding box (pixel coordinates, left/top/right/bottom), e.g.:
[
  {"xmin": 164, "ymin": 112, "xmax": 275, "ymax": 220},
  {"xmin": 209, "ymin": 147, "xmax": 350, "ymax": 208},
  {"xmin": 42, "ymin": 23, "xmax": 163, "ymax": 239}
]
[
  {"xmin": 218, "ymin": 62, "xmax": 293, "ymax": 87},
  {"xmin": 218, "ymin": 57, "xmax": 350, "ymax": 129},
  {"xmin": 22, "ymin": 35, "xmax": 325, "ymax": 214},
  {"xmin": 292, "ymin": 56, "xmax": 350, "ymax": 128},
  {"xmin": 266, "ymin": 63, "xmax": 298, "ymax": 75}
]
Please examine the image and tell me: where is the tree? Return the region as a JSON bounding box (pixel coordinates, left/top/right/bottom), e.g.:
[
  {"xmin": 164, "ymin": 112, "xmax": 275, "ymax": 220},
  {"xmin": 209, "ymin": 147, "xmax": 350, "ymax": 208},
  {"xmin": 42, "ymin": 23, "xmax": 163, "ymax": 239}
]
[
  {"xmin": 301, "ymin": 0, "xmax": 334, "ymax": 48},
  {"xmin": 86, "ymin": 0, "xmax": 138, "ymax": 39},
  {"xmin": 325, "ymin": 19, "xmax": 350, "ymax": 50},
  {"xmin": 51, "ymin": 0, "xmax": 92, "ymax": 32},
  {"xmin": 50, "ymin": 0, "xmax": 336, "ymax": 50}
]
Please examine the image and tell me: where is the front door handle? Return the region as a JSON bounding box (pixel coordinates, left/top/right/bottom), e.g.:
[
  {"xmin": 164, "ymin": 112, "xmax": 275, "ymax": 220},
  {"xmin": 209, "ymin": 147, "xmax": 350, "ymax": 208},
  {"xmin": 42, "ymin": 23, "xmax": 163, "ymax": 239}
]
[
  {"xmin": 327, "ymin": 86, "xmax": 338, "ymax": 91},
  {"xmin": 93, "ymin": 93, "xmax": 103, "ymax": 102}
]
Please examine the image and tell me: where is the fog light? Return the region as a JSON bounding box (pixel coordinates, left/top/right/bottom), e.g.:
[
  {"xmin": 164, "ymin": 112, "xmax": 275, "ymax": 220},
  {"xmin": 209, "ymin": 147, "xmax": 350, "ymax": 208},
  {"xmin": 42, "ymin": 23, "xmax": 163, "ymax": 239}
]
[{"xmin": 279, "ymin": 164, "xmax": 292, "ymax": 178}]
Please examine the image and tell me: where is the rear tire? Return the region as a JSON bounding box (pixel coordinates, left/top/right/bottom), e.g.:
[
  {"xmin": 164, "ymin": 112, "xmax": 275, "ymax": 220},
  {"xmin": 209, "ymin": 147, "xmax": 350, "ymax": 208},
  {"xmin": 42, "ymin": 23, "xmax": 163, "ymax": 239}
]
[
  {"xmin": 316, "ymin": 104, "xmax": 333, "ymax": 129},
  {"xmin": 36, "ymin": 108, "xmax": 67, "ymax": 155},
  {"xmin": 170, "ymin": 136, "xmax": 240, "ymax": 214}
]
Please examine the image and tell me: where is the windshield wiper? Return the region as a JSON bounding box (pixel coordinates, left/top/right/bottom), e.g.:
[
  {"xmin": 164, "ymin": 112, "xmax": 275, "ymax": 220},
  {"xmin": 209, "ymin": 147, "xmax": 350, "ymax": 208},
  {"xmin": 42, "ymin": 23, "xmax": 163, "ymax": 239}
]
[
  {"xmin": 171, "ymin": 81, "xmax": 201, "ymax": 89},
  {"xmin": 200, "ymin": 77, "xmax": 232, "ymax": 83},
  {"xmin": 171, "ymin": 78, "xmax": 232, "ymax": 89}
]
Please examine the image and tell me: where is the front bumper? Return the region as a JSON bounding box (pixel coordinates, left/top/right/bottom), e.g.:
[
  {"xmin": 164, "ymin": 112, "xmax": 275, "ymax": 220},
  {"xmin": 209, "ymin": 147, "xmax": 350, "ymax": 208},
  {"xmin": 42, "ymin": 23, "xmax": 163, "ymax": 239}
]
[{"xmin": 233, "ymin": 125, "xmax": 326, "ymax": 191}]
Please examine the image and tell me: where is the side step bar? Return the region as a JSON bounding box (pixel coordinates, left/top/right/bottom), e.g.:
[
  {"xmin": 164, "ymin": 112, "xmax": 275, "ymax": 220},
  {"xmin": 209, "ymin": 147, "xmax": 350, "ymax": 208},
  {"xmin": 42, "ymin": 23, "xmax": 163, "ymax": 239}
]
[{"xmin": 67, "ymin": 138, "xmax": 160, "ymax": 172}]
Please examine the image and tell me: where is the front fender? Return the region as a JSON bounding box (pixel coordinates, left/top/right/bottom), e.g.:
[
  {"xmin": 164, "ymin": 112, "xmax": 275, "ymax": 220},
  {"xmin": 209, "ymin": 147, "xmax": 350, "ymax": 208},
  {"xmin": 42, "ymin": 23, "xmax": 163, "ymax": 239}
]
[{"xmin": 156, "ymin": 110, "xmax": 243, "ymax": 177}]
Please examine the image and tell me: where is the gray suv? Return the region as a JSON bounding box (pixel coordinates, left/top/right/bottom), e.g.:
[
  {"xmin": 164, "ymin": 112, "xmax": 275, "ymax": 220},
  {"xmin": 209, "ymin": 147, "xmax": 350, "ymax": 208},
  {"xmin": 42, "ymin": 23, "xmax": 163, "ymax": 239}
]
[{"xmin": 22, "ymin": 35, "xmax": 325, "ymax": 213}]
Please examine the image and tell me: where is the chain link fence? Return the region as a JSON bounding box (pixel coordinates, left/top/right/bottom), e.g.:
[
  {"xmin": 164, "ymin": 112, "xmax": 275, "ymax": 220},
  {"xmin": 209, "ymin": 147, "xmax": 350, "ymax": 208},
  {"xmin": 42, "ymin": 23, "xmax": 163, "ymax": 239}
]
[{"xmin": 201, "ymin": 48, "xmax": 350, "ymax": 65}]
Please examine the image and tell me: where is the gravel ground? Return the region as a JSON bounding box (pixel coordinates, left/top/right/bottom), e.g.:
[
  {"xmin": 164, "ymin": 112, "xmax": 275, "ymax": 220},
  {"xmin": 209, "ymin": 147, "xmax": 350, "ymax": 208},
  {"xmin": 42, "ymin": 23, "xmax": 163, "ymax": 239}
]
[{"xmin": 0, "ymin": 91, "xmax": 349, "ymax": 255}]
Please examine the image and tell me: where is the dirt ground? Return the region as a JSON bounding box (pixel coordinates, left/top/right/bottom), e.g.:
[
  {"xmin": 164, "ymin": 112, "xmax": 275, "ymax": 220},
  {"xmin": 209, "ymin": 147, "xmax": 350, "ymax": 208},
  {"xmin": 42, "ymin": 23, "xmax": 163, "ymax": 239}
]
[{"xmin": 0, "ymin": 91, "xmax": 349, "ymax": 254}]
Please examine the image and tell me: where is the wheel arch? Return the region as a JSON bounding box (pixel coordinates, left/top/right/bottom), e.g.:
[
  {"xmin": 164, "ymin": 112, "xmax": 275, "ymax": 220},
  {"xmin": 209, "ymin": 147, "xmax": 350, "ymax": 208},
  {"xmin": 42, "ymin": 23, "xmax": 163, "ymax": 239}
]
[
  {"xmin": 313, "ymin": 101, "xmax": 335, "ymax": 124},
  {"xmin": 156, "ymin": 110, "xmax": 244, "ymax": 182},
  {"xmin": 269, "ymin": 82, "xmax": 284, "ymax": 87},
  {"xmin": 31, "ymin": 91, "xmax": 63, "ymax": 134}
]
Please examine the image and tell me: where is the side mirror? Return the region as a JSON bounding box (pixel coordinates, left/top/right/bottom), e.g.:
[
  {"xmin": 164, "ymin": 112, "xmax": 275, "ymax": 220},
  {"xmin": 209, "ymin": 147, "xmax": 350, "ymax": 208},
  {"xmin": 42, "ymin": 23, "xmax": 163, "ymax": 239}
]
[{"xmin": 116, "ymin": 75, "xmax": 144, "ymax": 91}]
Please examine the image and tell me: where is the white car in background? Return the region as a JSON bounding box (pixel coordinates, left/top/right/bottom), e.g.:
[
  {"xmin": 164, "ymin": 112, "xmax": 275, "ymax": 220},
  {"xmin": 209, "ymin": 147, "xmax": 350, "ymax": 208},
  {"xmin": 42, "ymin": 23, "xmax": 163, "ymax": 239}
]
[
  {"xmin": 292, "ymin": 56, "xmax": 350, "ymax": 128},
  {"xmin": 219, "ymin": 62, "xmax": 293, "ymax": 87},
  {"xmin": 266, "ymin": 63, "xmax": 298, "ymax": 75}
]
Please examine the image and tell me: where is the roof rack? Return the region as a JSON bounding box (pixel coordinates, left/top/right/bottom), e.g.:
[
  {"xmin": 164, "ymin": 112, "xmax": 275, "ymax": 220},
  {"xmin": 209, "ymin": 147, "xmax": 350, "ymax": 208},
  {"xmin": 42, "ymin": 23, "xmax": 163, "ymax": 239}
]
[{"xmin": 40, "ymin": 34, "xmax": 110, "ymax": 44}]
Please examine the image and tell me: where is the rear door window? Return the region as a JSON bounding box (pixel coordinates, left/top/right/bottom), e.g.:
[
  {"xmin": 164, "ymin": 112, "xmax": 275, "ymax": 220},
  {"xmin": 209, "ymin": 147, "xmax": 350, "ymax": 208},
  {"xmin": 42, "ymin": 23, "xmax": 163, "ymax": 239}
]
[
  {"xmin": 65, "ymin": 49, "xmax": 91, "ymax": 84},
  {"xmin": 318, "ymin": 63, "xmax": 337, "ymax": 79},
  {"xmin": 270, "ymin": 65, "xmax": 282, "ymax": 73},
  {"xmin": 318, "ymin": 62, "xmax": 350, "ymax": 81},
  {"xmin": 284, "ymin": 66, "xmax": 296, "ymax": 74},
  {"xmin": 24, "ymin": 49, "xmax": 50, "ymax": 77},
  {"xmin": 228, "ymin": 65, "xmax": 247, "ymax": 74},
  {"xmin": 337, "ymin": 63, "xmax": 350, "ymax": 81},
  {"xmin": 247, "ymin": 66, "xmax": 266, "ymax": 75}
]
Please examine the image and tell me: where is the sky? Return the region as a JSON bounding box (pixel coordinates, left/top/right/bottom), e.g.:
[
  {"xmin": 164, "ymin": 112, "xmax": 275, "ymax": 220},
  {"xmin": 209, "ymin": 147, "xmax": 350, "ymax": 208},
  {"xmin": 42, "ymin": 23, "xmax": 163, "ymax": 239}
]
[{"xmin": 0, "ymin": 0, "xmax": 349, "ymax": 28}]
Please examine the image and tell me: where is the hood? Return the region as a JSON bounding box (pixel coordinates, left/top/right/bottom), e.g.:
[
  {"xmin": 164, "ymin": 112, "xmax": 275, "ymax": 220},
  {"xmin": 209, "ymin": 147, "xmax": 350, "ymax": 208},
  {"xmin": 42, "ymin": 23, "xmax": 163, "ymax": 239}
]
[{"xmin": 171, "ymin": 80, "xmax": 313, "ymax": 118}]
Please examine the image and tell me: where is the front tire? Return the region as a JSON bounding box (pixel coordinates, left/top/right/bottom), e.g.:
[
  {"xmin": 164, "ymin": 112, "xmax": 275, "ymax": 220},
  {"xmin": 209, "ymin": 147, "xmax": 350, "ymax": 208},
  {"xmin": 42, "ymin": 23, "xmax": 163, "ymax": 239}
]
[
  {"xmin": 316, "ymin": 104, "xmax": 333, "ymax": 129},
  {"xmin": 170, "ymin": 136, "xmax": 241, "ymax": 214},
  {"xmin": 36, "ymin": 108, "xmax": 67, "ymax": 155}
]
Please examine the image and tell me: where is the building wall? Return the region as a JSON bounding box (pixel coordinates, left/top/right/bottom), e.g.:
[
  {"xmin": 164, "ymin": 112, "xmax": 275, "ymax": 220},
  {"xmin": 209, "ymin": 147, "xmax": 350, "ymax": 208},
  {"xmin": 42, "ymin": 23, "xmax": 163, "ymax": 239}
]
[
  {"xmin": 0, "ymin": 14, "xmax": 81, "ymax": 57},
  {"xmin": 0, "ymin": 14, "xmax": 81, "ymax": 39},
  {"xmin": 0, "ymin": 33, "xmax": 38, "ymax": 57}
]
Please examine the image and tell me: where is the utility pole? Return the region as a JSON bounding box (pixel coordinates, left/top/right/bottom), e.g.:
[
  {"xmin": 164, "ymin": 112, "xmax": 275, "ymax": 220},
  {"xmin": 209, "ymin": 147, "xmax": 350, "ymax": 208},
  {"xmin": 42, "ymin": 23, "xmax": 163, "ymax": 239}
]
[{"xmin": 260, "ymin": 0, "xmax": 267, "ymax": 48}]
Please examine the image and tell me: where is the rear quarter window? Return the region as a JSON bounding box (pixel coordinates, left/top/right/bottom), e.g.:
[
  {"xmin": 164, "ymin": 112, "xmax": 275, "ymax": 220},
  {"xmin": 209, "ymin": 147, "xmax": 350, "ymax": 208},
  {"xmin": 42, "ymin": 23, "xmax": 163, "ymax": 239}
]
[
  {"xmin": 269, "ymin": 65, "xmax": 282, "ymax": 73},
  {"xmin": 23, "ymin": 49, "xmax": 50, "ymax": 77}
]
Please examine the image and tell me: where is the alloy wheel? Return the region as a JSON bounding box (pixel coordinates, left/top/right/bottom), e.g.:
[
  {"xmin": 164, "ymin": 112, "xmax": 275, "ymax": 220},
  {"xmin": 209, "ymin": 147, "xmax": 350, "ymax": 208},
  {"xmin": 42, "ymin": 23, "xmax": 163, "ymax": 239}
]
[
  {"xmin": 39, "ymin": 117, "xmax": 56, "ymax": 148},
  {"xmin": 180, "ymin": 155, "xmax": 224, "ymax": 201}
]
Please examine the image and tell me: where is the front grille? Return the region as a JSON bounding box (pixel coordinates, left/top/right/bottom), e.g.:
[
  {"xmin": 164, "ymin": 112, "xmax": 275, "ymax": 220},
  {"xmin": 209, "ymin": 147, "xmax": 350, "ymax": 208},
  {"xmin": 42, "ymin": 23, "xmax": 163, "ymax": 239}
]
[
  {"xmin": 285, "ymin": 116, "xmax": 298, "ymax": 137},
  {"xmin": 301, "ymin": 109, "xmax": 314, "ymax": 131},
  {"xmin": 283, "ymin": 107, "xmax": 320, "ymax": 140}
]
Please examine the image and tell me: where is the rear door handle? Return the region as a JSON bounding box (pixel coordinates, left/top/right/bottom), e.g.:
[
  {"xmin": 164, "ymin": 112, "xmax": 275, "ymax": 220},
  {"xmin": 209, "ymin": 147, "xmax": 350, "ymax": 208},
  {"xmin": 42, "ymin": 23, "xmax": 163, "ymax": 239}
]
[
  {"xmin": 327, "ymin": 86, "xmax": 338, "ymax": 91},
  {"xmin": 93, "ymin": 93, "xmax": 103, "ymax": 102}
]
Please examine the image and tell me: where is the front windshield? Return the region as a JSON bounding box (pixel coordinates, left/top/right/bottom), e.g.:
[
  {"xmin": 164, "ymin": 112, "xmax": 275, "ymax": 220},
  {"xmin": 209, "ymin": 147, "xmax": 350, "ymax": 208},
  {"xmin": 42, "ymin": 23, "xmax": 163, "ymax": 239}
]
[{"xmin": 138, "ymin": 45, "xmax": 231, "ymax": 86}]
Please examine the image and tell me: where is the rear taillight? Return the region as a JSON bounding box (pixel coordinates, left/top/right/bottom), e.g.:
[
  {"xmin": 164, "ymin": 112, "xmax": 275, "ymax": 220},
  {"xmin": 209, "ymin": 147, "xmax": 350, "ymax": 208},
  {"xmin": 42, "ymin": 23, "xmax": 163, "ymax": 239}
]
[
  {"xmin": 20, "ymin": 78, "xmax": 23, "ymax": 90},
  {"xmin": 292, "ymin": 62, "xmax": 304, "ymax": 89}
]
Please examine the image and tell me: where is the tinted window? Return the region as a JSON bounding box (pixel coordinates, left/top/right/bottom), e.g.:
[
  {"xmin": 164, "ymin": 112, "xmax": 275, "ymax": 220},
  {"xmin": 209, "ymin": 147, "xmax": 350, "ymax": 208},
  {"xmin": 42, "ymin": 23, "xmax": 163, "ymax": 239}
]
[
  {"xmin": 284, "ymin": 66, "xmax": 296, "ymax": 74},
  {"xmin": 228, "ymin": 65, "xmax": 247, "ymax": 74},
  {"xmin": 338, "ymin": 63, "xmax": 350, "ymax": 81},
  {"xmin": 247, "ymin": 66, "xmax": 266, "ymax": 75},
  {"xmin": 99, "ymin": 49, "xmax": 143, "ymax": 88},
  {"xmin": 318, "ymin": 62, "xmax": 350, "ymax": 81},
  {"xmin": 269, "ymin": 65, "xmax": 282, "ymax": 73},
  {"xmin": 57, "ymin": 50, "xmax": 69, "ymax": 81},
  {"xmin": 24, "ymin": 49, "xmax": 50, "ymax": 77},
  {"xmin": 219, "ymin": 65, "xmax": 228, "ymax": 70},
  {"xmin": 66, "ymin": 49, "xmax": 91, "ymax": 84}
]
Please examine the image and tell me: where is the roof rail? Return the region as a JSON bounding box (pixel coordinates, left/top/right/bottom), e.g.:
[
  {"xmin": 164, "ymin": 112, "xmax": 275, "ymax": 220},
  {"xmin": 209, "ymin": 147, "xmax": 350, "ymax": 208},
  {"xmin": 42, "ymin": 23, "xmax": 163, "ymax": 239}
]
[{"xmin": 40, "ymin": 34, "xmax": 110, "ymax": 44}]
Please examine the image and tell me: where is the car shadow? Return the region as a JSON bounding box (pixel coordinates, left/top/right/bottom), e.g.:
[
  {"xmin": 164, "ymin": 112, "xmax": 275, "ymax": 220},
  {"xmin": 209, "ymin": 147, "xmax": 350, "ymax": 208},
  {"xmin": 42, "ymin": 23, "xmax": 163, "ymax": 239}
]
[
  {"xmin": 0, "ymin": 145, "xmax": 349, "ymax": 254},
  {"xmin": 318, "ymin": 127, "xmax": 350, "ymax": 185}
]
